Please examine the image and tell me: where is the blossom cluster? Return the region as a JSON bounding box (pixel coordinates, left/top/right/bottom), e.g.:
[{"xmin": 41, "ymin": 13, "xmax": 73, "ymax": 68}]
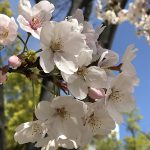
[
  {"xmin": 96, "ymin": 0, "xmax": 150, "ymax": 43},
  {"xmin": 0, "ymin": 0, "xmax": 139, "ymax": 149}
]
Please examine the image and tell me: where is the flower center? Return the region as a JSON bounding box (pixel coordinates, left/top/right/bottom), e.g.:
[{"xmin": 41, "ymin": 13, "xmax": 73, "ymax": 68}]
[
  {"xmin": 29, "ymin": 17, "xmax": 42, "ymax": 30},
  {"xmin": 0, "ymin": 26, "xmax": 9, "ymax": 39},
  {"xmin": 31, "ymin": 123, "xmax": 42, "ymax": 135},
  {"xmin": 55, "ymin": 107, "xmax": 69, "ymax": 119},
  {"xmin": 109, "ymin": 88, "xmax": 123, "ymax": 103},
  {"xmin": 85, "ymin": 112, "xmax": 102, "ymax": 133},
  {"xmin": 50, "ymin": 39, "xmax": 63, "ymax": 52},
  {"xmin": 77, "ymin": 67, "xmax": 87, "ymax": 77}
]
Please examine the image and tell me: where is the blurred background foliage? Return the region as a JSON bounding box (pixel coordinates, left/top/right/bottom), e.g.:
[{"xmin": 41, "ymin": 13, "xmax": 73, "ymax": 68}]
[{"xmin": 0, "ymin": 0, "xmax": 150, "ymax": 150}]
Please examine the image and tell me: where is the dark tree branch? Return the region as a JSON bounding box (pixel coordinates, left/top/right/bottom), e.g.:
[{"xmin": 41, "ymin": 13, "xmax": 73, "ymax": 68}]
[
  {"xmin": 79, "ymin": 0, "xmax": 93, "ymax": 21},
  {"xmin": 99, "ymin": 0, "xmax": 128, "ymax": 49}
]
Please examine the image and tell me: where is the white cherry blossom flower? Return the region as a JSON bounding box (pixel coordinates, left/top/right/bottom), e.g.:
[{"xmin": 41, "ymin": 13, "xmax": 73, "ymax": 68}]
[
  {"xmin": 39, "ymin": 21, "xmax": 87, "ymax": 74},
  {"xmin": 35, "ymin": 96, "xmax": 86, "ymax": 141},
  {"xmin": 61, "ymin": 50, "xmax": 107, "ymax": 100},
  {"xmin": 106, "ymin": 73, "xmax": 136, "ymax": 124},
  {"xmin": 14, "ymin": 120, "xmax": 47, "ymax": 144},
  {"xmin": 0, "ymin": 14, "xmax": 18, "ymax": 46},
  {"xmin": 17, "ymin": 0, "xmax": 54, "ymax": 39},
  {"xmin": 82, "ymin": 100, "xmax": 115, "ymax": 137}
]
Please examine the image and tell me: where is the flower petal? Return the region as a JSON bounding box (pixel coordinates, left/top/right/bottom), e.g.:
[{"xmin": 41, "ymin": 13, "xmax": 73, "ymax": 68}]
[
  {"xmin": 39, "ymin": 50, "xmax": 54, "ymax": 73},
  {"xmin": 86, "ymin": 66, "xmax": 107, "ymax": 88},
  {"xmin": 68, "ymin": 77, "xmax": 88, "ymax": 100},
  {"xmin": 54, "ymin": 52, "xmax": 78, "ymax": 74}
]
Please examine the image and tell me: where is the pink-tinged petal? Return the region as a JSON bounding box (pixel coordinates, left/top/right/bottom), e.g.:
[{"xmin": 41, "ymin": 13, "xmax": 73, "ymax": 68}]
[
  {"xmin": 54, "ymin": 52, "xmax": 78, "ymax": 74},
  {"xmin": 88, "ymin": 88, "xmax": 105, "ymax": 100},
  {"xmin": 68, "ymin": 77, "xmax": 88, "ymax": 100},
  {"xmin": 17, "ymin": 15, "xmax": 32, "ymax": 32},
  {"xmin": 39, "ymin": 50, "xmax": 54, "ymax": 73}
]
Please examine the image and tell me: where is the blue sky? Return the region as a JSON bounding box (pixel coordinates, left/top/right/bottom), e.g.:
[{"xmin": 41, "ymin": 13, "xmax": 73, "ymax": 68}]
[{"xmin": 9, "ymin": 0, "xmax": 150, "ymax": 139}]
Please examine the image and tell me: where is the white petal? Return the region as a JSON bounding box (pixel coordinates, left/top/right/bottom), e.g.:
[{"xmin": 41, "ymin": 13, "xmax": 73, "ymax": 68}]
[
  {"xmin": 35, "ymin": 101, "xmax": 52, "ymax": 121},
  {"xmin": 40, "ymin": 21, "xmax": 55, "ymax": 50},
  {"xmin": 107, "ymin": 100, "xmax": 124, "ymax": 124},
  {"xmin": 98, "ymin": 50, "xmax": 119, "ymax": 68},
  {"xmin": 0, "ymin": 14, "xmax": 10, "ymax": 26},
  {"xmin": 86, "ymin": 66, "xmax": 107, "ymax": 88},
  {"xmin": 54, "ymin": 52, "xmax": 78, "ymax": 74},
  {"xmin": 39, "ymin": 50, "xmax": 54, "ymax": 73},
  {"xmin": 77, "ymin": 49, "xmax": 93, "ymax": 67},
  {"xmin": 32, "ymin": 1, "xmax": 54, "ymax": 16},
  {"xmin": 72, "ymin": 9, "xmax": 84, "ymax": 24},
  {"xmin": 61, "ymin": 72, "xmax": 78, "ymax": 83},
  {"xmin": 52, "ymin": 96, "xmax": 87, "ymax": 117},
  {"xmin": 68, "ymin": 77, "xmax": 88, "ymax": 100},
  {"xmin": 18, "ymin": 0, "xmax": 32, "ymax": 21},
  {"xmin": 122, "ymin": 44, "xmax": 138, "ymax": 63}
]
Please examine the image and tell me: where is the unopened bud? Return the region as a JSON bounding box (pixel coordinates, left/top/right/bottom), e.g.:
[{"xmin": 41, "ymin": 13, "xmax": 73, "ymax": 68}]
[
  {"xmin": 88, "ymin": 88, "xmax": 105, "ymax": 100},
  {"xmin": 8, "ymin": 55, "xmax": 21, "ymax": 68}
]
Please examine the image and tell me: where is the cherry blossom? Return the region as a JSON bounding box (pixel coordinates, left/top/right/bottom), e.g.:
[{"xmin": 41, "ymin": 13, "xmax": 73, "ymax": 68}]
[
  {"xmin": 17, "ymin": 0, "xmax": 54, "ymax": 39},
  {"xmin": 39, "ymin": 21, "xmax": 87, "ymax": 74},
  {"xmin": 0, "ymin": 14, "xmax": 18, "ymax": 46},
  {"xmin": 82, "ymin": 100, "xmax": 115, "ymax": 137},
  {"xmin": 105, "ymin": 73, "xmax": 136, "ymax": 124},
  {"xmin": 14, "ymin": 120, "xmax": 47, "ymax": 144}
]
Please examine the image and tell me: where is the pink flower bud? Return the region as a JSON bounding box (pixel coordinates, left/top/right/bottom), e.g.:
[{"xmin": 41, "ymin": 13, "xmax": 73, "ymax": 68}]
[
  {"xmin": 0, "ymin": 70, "xmax": 7, "ymax": 84},
  {"xmin": 88, "ymin": 88, "xmax": 105, "ymax": 100},
  {"xmin": 8, "ymin": 55, "xmax": 21, "ymax": 68}
]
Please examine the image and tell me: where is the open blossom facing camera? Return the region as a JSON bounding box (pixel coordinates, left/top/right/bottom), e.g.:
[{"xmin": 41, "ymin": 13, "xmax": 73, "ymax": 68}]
[
  {"xmin": 39, "ymin": 21, "xmax": 87, "ymax": 74},
  {"xmin": 0, "ymin": 14, "xmax": 18, "ymax": 46},
  {"xmin": 105, "ymin": 73, "xmax": 136, "ymax": 124},
  {"xmin": 17, "ymin": 0, "xmax": 54, "ymax": 39},
  {"xmin": 61, "ymin": 50, "xmax": 107, "ymax": 100}
]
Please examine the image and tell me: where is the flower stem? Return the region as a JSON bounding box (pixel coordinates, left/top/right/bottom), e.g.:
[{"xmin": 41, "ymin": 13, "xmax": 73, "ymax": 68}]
[
  {"xmin": 23, "ymin": 32, "xmax": 31, "ymax": 52},
  {"xmin": 17, "ymin": 35, "xmax": 29, "ymax": 51}
]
